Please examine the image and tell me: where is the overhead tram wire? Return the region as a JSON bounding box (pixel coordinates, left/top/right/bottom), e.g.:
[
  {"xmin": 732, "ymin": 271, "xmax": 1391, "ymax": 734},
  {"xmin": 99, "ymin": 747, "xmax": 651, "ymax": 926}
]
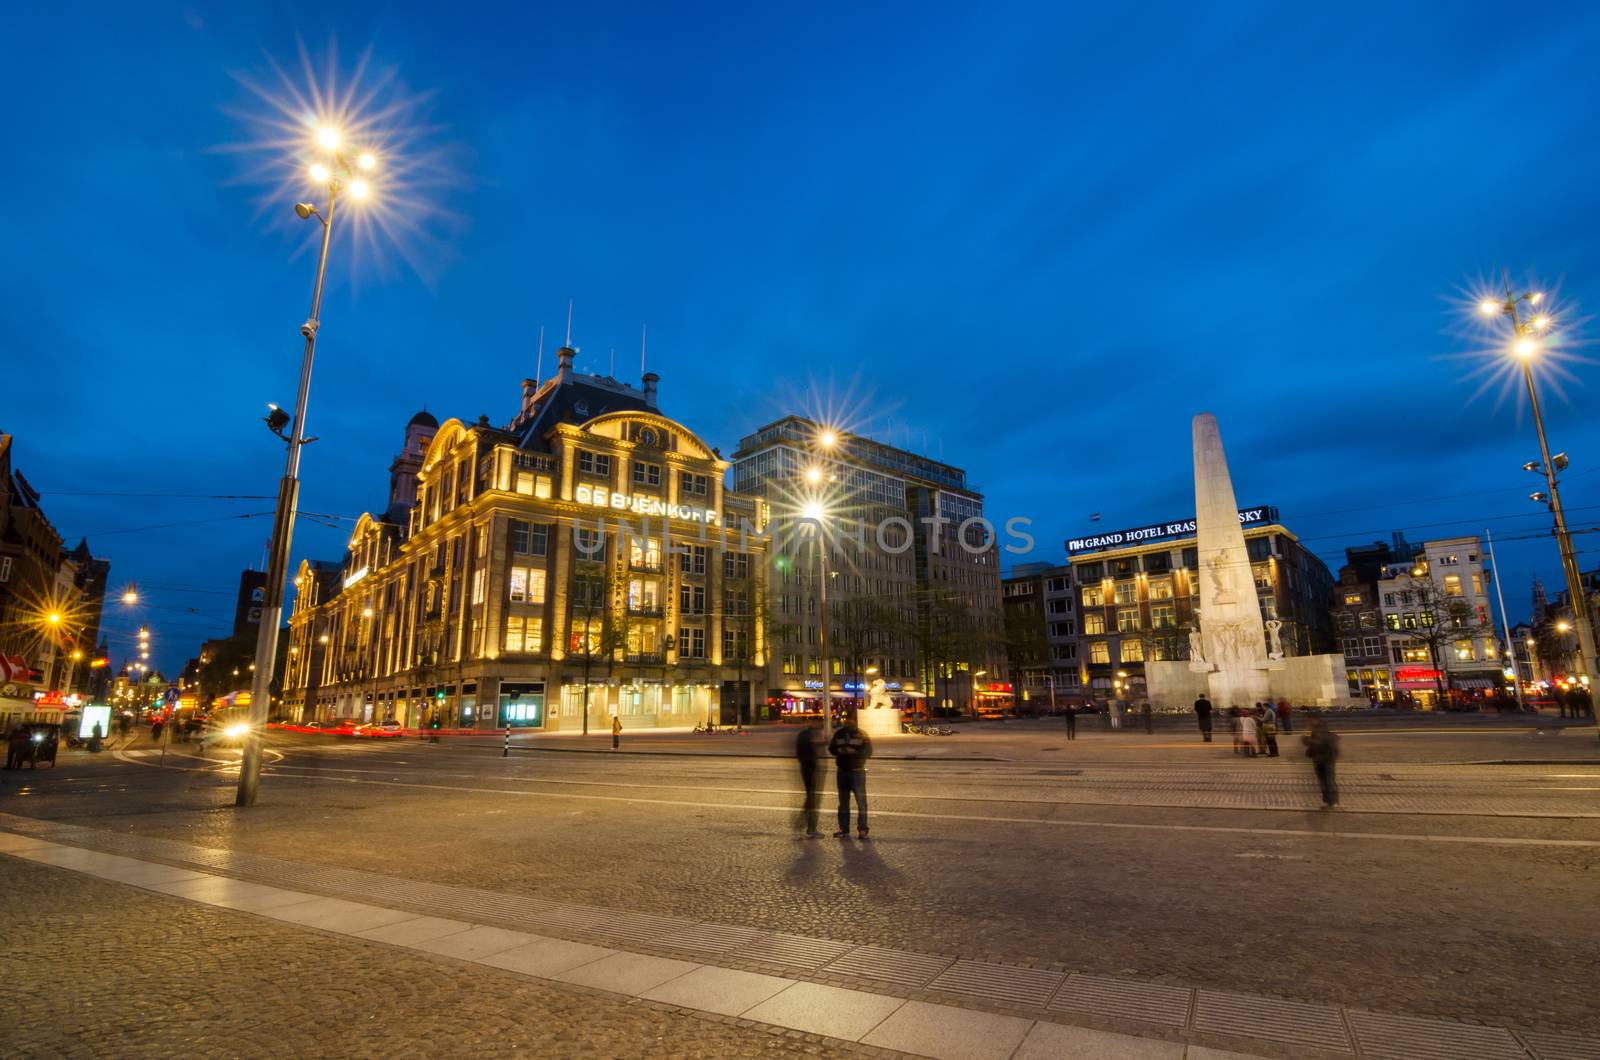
[
  {"xmin": 37, "ymin": 491, "xmax": 278, "ymax": 500},
  {"xmin": 80, "ymin": 510, "xmax": 359, "ymax": 538}
]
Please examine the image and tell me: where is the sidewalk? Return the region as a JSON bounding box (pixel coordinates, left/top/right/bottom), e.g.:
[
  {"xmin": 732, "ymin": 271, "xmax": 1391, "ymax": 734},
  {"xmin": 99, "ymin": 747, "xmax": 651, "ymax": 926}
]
[{"xmin": 2, "ymin": 812, "xmax": 1590, "ymax": 1060}]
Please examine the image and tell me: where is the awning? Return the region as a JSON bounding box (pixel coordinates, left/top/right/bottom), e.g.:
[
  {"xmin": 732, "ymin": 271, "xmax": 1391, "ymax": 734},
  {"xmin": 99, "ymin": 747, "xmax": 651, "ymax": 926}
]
[
  {"xmin": 1452, "ymin": 678, "xmax": 1498, "ymax": 690},
  {"xmin": 777, "ymin": 690, "xmax": 819, "ymax": 700}
]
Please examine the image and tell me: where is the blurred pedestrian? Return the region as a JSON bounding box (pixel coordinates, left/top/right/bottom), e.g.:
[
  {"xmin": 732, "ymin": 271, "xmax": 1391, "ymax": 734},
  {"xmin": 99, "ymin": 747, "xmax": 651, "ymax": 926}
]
[
  {"xmin": 829, "ymin": 714, "xmax": 873, "ymax": 839},
  {"xmin": 1109, "ymin": 698, "xmax": 1124, "ymax": 730},
  {"xmin": 1063, "ymin": 706, "xmax": 1076, "ymax": 740},
  {"xmin": 1141, "ymin": 700, "xmax": 1154, "ymax": 733},
  {"xmin": 1276, "ymin": 697, "xmax": 1293, "ymax": 733},
  {"xmin": 1194, "ymin": 695, "xmax": 1213, "ymax": 742},
  {"xmin": 1303, "ymin": 717, "xmax": 1341, "ymax": 808},
  {"xmin": 795, "ymin": 722, "xmax": 822, "ymax": 836},
  {"xmin": 5, "ymin": 727, "xmax": 26, "ymax": 769},
  {"xmin": 1257, "ymin": 704, "xmax": 1279, "ymax": 757},
  {"xmin": 611, "ymin": 715, "xmax": 622, "ymax": 750},
  {"xmin": 1239, "ymin": 709, "xmax": 1259, "ymax": 757},
  {"xmin": 1570, "ymin": 685, "xmax": 1594, "ymax": 720}
]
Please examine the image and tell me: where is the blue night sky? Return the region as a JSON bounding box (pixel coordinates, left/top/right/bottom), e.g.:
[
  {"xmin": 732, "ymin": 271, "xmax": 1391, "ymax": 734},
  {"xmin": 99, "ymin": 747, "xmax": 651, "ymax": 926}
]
[{"xmin": 7, "ymin": 2, "xmax": 1600, "ymax": 676}]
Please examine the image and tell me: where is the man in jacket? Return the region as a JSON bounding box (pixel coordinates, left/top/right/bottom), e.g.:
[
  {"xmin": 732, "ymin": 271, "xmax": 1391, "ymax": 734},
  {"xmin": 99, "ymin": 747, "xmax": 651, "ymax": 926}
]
[
  {"xmin": 1193, "ymin": 695, "xmax": 1213, "ymax": 742},
  {"xmin": 829, "ymin": 715, "xmax": 873, "ymax": 839}
]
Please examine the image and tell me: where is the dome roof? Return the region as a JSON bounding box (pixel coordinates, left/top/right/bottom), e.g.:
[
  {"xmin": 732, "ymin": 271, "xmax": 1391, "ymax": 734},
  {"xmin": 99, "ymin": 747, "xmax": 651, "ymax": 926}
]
[{"xmin": 408, "ymin": 409, "xmax": 438, "ymax": 429}]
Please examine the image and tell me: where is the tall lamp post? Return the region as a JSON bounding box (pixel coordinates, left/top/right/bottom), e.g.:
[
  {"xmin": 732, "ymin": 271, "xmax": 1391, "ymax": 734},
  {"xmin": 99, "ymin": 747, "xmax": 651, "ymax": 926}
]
[
  {"xmin": 803, "ymin": 499, "xmax": 833, "ymax": 739},
  {"xmin": 236, "ymin": 127, "xmax": 377, "ymax": 807},
  {"xmin": 1481, "ymin": 287, "xmax": 1599, "ymax": 739}
]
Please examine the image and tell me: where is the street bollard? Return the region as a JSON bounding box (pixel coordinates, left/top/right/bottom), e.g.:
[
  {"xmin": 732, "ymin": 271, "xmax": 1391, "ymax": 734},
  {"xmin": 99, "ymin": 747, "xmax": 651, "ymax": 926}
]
[{"xmin": 503, "ymin": 726, "xmax": 510, "ymax": 758}]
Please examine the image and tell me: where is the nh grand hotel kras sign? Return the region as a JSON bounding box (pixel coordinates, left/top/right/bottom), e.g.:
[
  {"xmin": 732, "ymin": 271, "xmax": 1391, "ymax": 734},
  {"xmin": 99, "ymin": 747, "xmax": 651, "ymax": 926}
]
[{"xmin": 1067, "ymin": 505, "xmax": 1276, "ymax": 555}]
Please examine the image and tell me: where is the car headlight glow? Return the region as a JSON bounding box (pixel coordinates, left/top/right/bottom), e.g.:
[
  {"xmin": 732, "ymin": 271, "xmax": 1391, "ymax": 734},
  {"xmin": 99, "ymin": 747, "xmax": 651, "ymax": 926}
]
[{"xmin": 224, "ymin": 723, "xmax": 249, "ymax": 739}]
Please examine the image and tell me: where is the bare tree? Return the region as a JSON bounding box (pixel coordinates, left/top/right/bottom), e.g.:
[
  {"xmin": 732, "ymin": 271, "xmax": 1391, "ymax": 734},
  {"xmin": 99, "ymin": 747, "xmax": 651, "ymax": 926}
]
[{"xmin": 1392, "ymin": 578, "xmax": 1493, "ymax": 705}]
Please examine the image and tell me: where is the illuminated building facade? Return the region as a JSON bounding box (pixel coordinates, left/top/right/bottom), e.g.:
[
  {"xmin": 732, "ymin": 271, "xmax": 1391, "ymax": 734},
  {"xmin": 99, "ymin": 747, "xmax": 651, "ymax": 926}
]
[
  {"xmin": 1066, "ymin": 507, "xmax": 1335, "ymax": 702},
  {"xmin": 0, "ymin": 433, "xmax": 110, "ymax": 704},
  {"xmin": 283, "ymin": 349, "xmax": 767, "ymax": 731},
  {"xmin": 731, "ymin": 417, "xmax": 1003, "ymax": 715}
]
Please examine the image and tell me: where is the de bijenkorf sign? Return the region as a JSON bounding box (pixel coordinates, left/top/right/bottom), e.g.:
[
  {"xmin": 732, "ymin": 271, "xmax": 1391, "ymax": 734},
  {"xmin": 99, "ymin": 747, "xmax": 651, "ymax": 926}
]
[{"xmin": 1066, "ymin": 505, "xmax": 1276, "ymax": 555}]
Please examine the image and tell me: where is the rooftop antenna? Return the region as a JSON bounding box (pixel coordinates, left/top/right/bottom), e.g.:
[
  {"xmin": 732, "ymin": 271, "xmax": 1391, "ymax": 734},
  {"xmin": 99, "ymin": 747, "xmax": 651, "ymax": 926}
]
[
  {"xmin": 640, "ymin": 323, "xmax": 647, "ymax": 376},
  {"xmin": 609, "ymin": 348, "xmax": 615, "ymax": 376},
  {"xmin": 565, "ymin": 299, "xmax": 574, "ymax": 346},
  {"xmin": 535, "ymin": 325, "xmax": 545, "ymax": 387}
]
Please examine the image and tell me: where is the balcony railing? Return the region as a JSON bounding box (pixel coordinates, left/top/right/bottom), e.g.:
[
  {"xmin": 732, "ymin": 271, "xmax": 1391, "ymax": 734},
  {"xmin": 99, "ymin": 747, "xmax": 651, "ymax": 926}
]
[
  {"xmin": 625, "ymin": 652, "xmax": 665, "ymax": 665},
  {"xmin": 629, "ymin": 559, "xmax": 663, "ymax": 573},
  {"xmin": 627, "ymin": 605, "xmax": 665, "ymax": 618}
]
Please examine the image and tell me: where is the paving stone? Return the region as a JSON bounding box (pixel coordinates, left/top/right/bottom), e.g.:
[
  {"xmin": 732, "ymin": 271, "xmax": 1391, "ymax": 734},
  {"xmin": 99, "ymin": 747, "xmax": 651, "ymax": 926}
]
[
  {"xmin": 479, "ymin": 937, "xmax": 620, "ymax": 979},
  {"xmin": 641, "ymin": 965, "xmax": 796, "ymax": 1016},
  {"xmin": 743, "ymin": 982, "xmax": 906, "ymax": 1041},
  {"xmin": 553, "ymin": 951, "xmax": 701, "ymax": 995},
  {"xmin": 1012, "ymin": 1021, "xmax": 1184, "ymax": 1059},
  {"xmin": 0, "ymin": 855, "xmax": 829, "ymax": 1058},
  {"xmin": 414, "ymin": 925, "xmax": 536, "ymax": 961},
  {"xmin": 861, "ymin": 999, "xmax": 1033, "ymax": 1060},
  {"xmin": 353, "ymin": 914, "xmax": 476, "ymax": 947}
]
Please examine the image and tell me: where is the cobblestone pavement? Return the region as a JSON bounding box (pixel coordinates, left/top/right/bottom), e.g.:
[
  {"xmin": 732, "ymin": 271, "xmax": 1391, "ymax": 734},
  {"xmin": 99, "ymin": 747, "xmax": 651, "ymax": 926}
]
[
  {"xmin": 0, "ymin": 856, "xmax": 857, "ymax": 1059},
  {"xmin": 6, "ymin": 729, "xmax": 1599, "ymax": 1042}
]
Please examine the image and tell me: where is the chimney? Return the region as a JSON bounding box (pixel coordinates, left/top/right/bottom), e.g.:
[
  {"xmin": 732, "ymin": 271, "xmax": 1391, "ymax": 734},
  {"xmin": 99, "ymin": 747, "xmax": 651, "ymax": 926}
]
[
  {"xmin": 520, "ymin": 379, "xmax": 536, "ymax": 420},
  {"xmin": 642, "ymin": 371, "xmax": 659, "ymax": 408},
  {"xmin": 557, "ymin": 346, "xmax": 576, "ymax": 381}
]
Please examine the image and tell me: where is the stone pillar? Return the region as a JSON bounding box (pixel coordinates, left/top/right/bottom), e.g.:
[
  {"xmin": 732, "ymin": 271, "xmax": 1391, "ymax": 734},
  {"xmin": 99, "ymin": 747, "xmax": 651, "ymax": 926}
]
[{"xmin": 1192, "ymin": 413, "xmax": 1271, "ymax": 709}]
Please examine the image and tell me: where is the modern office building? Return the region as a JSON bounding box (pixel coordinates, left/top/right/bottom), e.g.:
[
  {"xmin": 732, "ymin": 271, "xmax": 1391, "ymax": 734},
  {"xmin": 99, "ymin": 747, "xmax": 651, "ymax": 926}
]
[
  {"xmin": 1001, "ymin": 561, "xmax": 1080, "ymax": 709},
  {"xmin": 731, "ymin": 416, "xmax": 1004, "ymax": 715},
  {"xmin": 1064, "ymin": 505, "xmax": 1335, "ymax": 702},
  {"xmin": 283, "ymin": 348, "xmax": 768, "ymax": 731}
]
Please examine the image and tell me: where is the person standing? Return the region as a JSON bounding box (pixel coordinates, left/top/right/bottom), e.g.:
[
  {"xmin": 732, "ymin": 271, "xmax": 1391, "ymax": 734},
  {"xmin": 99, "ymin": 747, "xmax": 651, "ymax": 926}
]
[
  {"xmin": 795, "ymin": 722, "xmax": 823, "ymax": 836},
  {"xmin": 1276, "ymin": 697, "xmax": 1292, "ymax": 733},
  {"xmin": 1239, "ymin": 708, "xmax": 1259, "ymax": 757},
  {"xmin": 829, "ymin": 714, "xmax": 873, "ymax": 839},
  {"xmin": 1257, "ymin": 704, "xmax": 1280, "ymax": 757},
  {"xmin": 1193, "ymin": 695, "xmax": 1213, "ymax": 742},
  {"xmin": 1063, "ymin": 706, "xmax": 1077, "ymax": 741},
  {"xmin": 611, "ymin": 715, "xmax": 622, "ymax": 750},
  {"xmin": 1109, "ymin": 698, "xmax": 1124, "ymax": 730},
  {"xmin": 1303, "ymin": 717, "xmax": 1341, "ymax": 808},
  {"xmin": 1571, "ymin": 685, "xmax": 1594, "ymax": 720}
]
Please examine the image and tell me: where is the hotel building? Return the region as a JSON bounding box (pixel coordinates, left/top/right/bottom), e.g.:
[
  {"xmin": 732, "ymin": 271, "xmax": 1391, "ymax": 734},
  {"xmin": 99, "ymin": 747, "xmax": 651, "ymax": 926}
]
[
  {"xmin": 1064, "ymin": 506, "xmax": 1335, "ymax": 701},
  {"xmin": 731, "ymin": 417, "xmax": 1004, "ymax": 715},
  {"xmin": 282, "ymin": 348, "xmax": 767, "ymax": 731}
]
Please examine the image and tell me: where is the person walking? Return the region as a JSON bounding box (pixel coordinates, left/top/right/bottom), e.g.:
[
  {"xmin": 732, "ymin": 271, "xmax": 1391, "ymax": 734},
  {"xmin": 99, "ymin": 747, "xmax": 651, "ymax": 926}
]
[
  {"xmin": 829, "ymin": 713, "xmax": 873, "ymax": 839},
  {"xmin": 1109, "ymin": 698, "xmax": 1124, "ymax": 731},
  {"xmin": 1257, "ymin": 703, "xmax": 1280, "ymax": 757},
  {"xmin": 1141, "ymin": 700, "xmax": 1154, "ymax": 734},
  {"xmin": 1303, "ymin": 717, "xmax": 1341, "ymax": 808},
  {"xmin": 795, "ymin": 722, "xmax": 823, "ymax": 836},
  {"xmin": 1194, "ymin": 695, "xmax": 1213, "ymax": 742},
  {"xmin": 611, "ymin": 714, "xmax": 622, "ymax": 750},
  {"xmin": 1063, "ymin": 706, "xmax": 1077, "ymax": 741},
  {"xmin": 1276, "ymin": 697, "xmax": 1293, "ymax": 733}
]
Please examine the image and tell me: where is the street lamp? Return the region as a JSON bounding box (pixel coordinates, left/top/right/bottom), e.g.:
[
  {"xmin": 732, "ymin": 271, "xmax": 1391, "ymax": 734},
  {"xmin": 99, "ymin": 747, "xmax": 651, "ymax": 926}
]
[
  {"xmin": 972, "ymin": 669, "xmax": 988, "ymax": 716},
  {"xmin": 802, "ymin": 499, "xmax": 833, "ymax": 738},
  {"xmin": 237, "ymin": 124, "xmax": 379, "ymax": 808},
  {"xmin": 1483, "ymin": 283, "xmax": 1600, "ymax": 740}
]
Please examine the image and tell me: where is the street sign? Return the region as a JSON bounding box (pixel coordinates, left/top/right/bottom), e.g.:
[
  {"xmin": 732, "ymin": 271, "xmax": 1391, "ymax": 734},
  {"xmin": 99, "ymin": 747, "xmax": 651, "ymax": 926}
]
[{"xmin": 164, "ymin": 686, "xmax": 180, "ymax": 706}]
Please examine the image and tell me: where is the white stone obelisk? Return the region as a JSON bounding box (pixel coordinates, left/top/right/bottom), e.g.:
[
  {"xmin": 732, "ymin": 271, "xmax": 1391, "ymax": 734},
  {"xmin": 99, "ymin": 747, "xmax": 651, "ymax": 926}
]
[{"xmin": 1191, "ymin": 413, "xmax": 1271, "ymax": 708}]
